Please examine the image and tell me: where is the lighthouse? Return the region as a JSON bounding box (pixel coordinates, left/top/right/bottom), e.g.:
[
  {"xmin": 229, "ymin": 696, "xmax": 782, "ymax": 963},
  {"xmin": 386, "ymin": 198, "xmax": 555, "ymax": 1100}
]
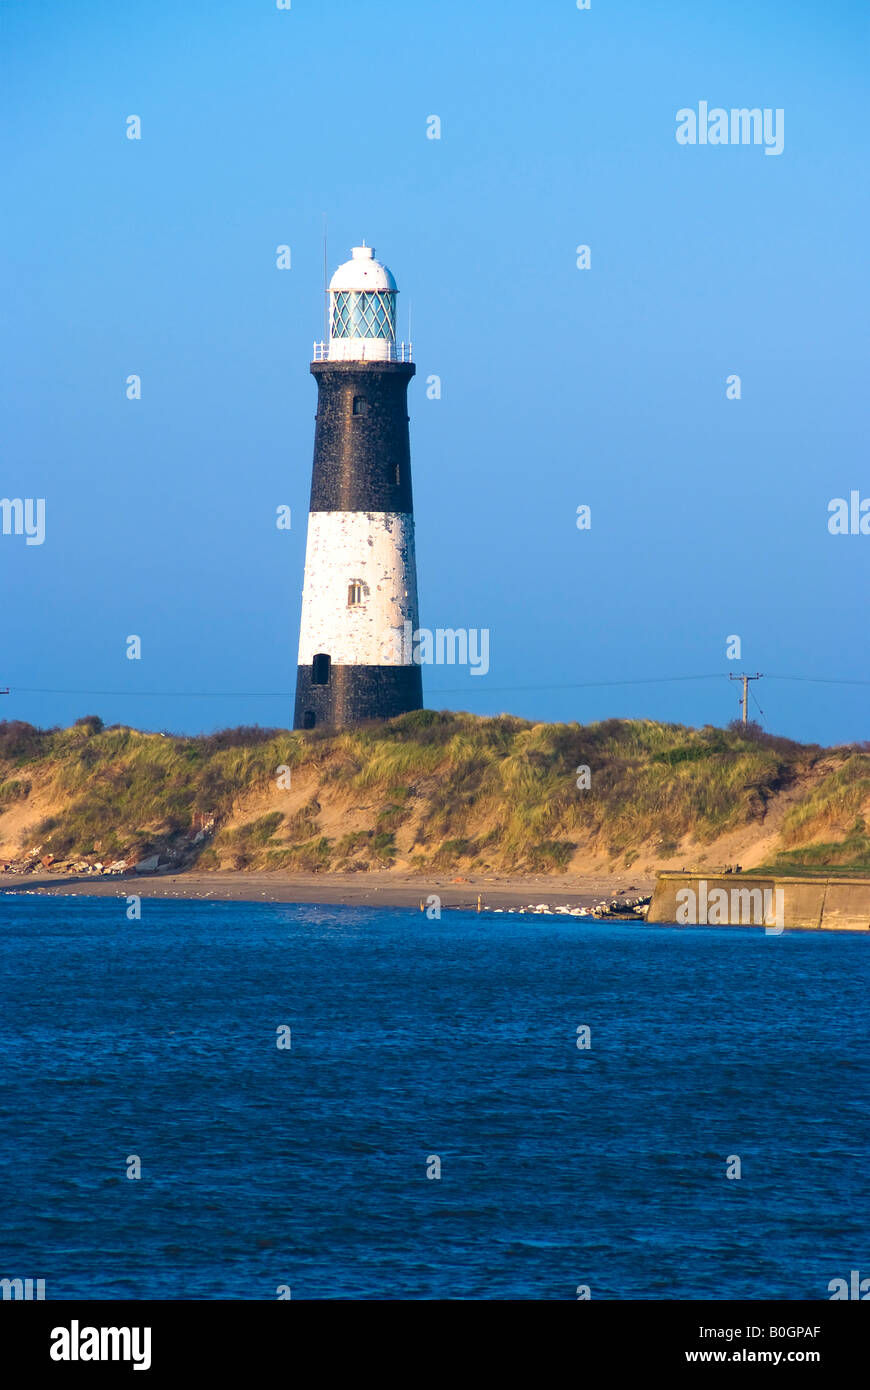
[{"xmin": 293, "ymin": 244, "xmax": 423, "ymax": 730}]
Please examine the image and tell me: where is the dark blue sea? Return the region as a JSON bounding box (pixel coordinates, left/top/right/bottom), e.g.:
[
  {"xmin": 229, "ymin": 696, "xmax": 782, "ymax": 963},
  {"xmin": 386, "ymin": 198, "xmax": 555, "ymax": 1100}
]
[{"xmin": 1, "ymin": 896, "xmax": 867, "ymax": 1301}]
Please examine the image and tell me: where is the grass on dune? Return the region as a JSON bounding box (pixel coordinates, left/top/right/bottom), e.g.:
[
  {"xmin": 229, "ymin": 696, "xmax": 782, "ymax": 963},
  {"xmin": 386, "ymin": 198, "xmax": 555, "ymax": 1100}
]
[{"xmin": 0, "ymin": 711, "xmax": 865, "ymax": 874}]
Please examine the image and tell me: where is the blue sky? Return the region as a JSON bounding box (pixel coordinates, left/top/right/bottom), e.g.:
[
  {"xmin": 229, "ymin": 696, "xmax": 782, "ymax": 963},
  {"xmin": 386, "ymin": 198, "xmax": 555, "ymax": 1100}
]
[{"xmin": 2, "ymin": 0, "xmax": 868, "ymax": 743}]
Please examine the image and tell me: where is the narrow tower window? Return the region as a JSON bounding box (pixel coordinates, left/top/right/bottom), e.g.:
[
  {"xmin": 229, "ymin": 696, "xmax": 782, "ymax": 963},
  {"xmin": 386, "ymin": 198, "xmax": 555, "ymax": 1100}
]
[
  {"xmin": 352, "ymin": 396, "xmax": 368, "ymax": 416},
  {"xmin": 312, "ymin": 653, "xmax": 331, "ymax": 685},
  {"xmin": 303, "ymin": 711, "xmax": 316, "ymax": 729},
  {"xmin": 347, "ymin": 581, "xmax": 363, "ymax": 606}
]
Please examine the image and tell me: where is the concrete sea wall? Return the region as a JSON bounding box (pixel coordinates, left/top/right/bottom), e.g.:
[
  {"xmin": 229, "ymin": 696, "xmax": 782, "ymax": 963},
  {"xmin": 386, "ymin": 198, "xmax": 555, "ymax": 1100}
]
[{"xmin": 648, "ymin": 873, "xmax": 870, "ymax": 931}]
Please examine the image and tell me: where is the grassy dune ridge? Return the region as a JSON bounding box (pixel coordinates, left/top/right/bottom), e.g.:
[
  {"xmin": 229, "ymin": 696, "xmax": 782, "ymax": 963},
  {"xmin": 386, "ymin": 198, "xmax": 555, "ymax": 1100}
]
[{"xmin": 1, "ymin": 712, "xmax": 869, "ymax": 876}]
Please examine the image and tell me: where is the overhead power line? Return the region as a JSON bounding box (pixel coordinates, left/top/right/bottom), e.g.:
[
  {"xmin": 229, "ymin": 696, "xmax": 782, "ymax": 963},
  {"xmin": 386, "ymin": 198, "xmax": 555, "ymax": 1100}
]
[
  {"xmin": 767, "ymin": 675, "xmax": 870, "ymax": 686},
  {"xmin": 4, "ymin": 673, "xmax": 870, "ymax": 700},
  {"xmin": 7, "ymin": 674, "xmax": 729, "ymax": 699}
]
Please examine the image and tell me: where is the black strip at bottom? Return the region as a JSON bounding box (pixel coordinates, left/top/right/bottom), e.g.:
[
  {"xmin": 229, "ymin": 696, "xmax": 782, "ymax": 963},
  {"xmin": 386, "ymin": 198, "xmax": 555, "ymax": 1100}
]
[{"xmin": 293, "ymin": 663, "xmax": 423, "ymax": 730}]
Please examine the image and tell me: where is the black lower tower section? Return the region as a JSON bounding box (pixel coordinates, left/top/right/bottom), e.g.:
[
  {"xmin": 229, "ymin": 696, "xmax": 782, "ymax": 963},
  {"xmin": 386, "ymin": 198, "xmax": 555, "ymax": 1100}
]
[{"xmin": 294, "ymin": 663, "xmax": 423, "ymax": 730}]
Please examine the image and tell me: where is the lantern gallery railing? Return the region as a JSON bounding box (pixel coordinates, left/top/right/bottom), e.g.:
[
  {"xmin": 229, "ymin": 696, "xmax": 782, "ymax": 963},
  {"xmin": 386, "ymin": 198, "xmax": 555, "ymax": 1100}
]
[{"xmin": 311, "ymin": 341, "xmax": 414, "ymax": 363}]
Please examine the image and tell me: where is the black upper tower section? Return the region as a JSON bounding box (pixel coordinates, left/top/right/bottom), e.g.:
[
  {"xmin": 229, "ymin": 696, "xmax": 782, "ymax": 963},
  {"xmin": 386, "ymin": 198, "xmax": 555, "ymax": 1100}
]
[{"xmin": 309, "ymin": 360, "xmax": 416, "ymax": 513}]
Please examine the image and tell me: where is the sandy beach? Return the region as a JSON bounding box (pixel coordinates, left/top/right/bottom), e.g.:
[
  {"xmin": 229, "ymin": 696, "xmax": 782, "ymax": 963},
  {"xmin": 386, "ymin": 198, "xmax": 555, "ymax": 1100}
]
[{"xmin": 0, "ymin": 869, "xmax": 655, "ymax": 912}]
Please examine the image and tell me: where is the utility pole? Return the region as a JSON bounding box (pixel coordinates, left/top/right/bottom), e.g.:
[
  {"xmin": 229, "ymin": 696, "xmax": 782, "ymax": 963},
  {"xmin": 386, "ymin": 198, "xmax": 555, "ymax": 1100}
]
[{"xmin": 729, "ymin": 672, "xmax": 762, "ymax": 726}]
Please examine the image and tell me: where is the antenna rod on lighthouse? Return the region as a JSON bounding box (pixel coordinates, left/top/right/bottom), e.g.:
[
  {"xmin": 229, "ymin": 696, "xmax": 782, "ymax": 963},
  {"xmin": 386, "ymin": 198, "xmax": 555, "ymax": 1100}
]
[{"xmin": 322, "ymin": 214, "xmax": 329, "ymax": 345}]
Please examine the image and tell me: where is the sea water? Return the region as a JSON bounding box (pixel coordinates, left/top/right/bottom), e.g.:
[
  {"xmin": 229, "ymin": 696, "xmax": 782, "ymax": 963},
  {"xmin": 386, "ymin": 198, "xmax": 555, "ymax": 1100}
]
[{"xmin": 0, "ymin": 896, "xmax": 866, "ymax": 1300}]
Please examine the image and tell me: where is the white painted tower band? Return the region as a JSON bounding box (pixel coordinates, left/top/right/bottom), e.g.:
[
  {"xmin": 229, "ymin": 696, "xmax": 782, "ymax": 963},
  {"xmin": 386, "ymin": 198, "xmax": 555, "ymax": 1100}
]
[{"xmin": 297, "ymin": 511, "xmax": 419, "ymax": 667}]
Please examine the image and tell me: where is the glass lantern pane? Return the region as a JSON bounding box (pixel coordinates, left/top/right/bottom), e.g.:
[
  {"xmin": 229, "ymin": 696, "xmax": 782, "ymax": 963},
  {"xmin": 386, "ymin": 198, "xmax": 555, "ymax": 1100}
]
[{"xmin": 332, "ymin": 291, "xmax": 395, "ymax": 340}]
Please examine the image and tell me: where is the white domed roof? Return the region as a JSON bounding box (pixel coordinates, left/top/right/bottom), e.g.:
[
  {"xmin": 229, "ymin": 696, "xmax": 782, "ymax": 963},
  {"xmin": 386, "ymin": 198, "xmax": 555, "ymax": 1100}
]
[{"xmin": 328, "ymin": 244, "xmax": 397, "ymax": 293}]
